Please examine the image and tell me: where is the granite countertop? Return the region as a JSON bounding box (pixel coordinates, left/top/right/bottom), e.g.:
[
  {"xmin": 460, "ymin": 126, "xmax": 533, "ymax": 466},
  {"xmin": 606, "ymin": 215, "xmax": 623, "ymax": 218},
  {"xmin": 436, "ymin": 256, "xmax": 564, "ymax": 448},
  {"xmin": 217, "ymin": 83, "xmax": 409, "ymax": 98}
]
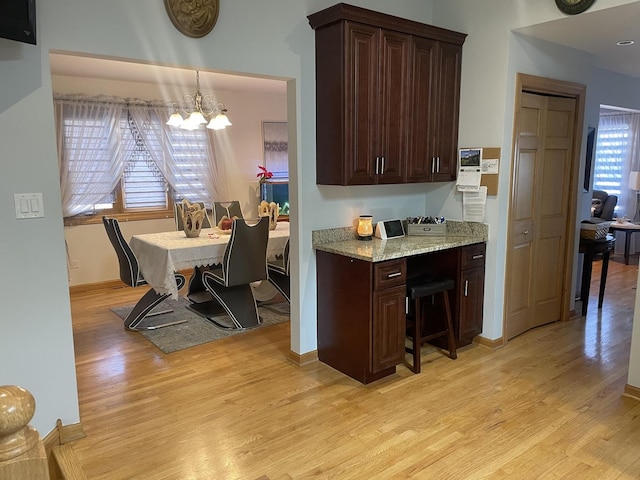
[{"xmin": 312, "ymin": 220, "xmax": 488, "ymax": 262}]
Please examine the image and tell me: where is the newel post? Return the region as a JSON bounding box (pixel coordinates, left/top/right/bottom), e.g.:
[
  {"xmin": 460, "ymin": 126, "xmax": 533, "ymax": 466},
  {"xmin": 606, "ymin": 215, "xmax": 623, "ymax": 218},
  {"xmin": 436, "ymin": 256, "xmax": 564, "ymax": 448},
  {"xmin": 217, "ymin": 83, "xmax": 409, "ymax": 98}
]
[{"xmin": 0, "ymin": 385, "xmax": 49, "ymax": 479}]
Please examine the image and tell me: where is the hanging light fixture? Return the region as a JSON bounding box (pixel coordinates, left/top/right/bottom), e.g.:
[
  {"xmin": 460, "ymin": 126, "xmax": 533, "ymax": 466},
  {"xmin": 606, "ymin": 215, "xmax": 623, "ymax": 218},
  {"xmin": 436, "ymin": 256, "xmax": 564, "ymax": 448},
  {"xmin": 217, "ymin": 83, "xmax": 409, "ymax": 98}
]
[{"xmin": 166, "ymin": 70, "xmax": 232, "ymax": 130}]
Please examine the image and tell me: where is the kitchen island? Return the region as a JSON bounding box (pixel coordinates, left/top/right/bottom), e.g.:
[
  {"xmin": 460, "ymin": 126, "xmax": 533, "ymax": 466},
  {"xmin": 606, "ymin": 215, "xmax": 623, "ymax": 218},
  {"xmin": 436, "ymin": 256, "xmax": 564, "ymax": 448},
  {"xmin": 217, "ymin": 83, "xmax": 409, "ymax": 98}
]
[{"xmin": 313, "ymin": 221, "xmax": 488, "ymax": 384}]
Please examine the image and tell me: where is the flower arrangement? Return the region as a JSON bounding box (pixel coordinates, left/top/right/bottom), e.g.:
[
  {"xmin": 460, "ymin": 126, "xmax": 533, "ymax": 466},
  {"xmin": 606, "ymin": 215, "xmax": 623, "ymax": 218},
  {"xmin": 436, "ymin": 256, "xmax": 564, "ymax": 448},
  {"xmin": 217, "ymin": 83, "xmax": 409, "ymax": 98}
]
[{"xmin": 256, "ymin": 165, "xmax": 273, "ymax": 183}]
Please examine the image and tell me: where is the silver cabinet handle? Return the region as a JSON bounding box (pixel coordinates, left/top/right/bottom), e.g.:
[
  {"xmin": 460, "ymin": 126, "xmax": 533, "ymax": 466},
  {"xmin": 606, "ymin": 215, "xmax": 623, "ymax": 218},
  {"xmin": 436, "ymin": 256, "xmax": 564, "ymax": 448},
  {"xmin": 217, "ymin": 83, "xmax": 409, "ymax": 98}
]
[
  {"xmin": 464, "ymin": 280, "xmax": 469, "ymax": 297},
  {"xmin": 405, "ymin": 296, "xmax": 409, "ymax": 314},
  {"xmin": 472, "ymin": 254, "xmax": 484, "ymax": 260},
  {"xmin": 436, "ymin": 156, "xmax": 440, "ymax": 172},
  {"xmin": 381, "ymin": 156, "xmax": 385, "ymax": 174},
  {"xmin": 432, "ymin": 157, "xmax": 436, "ymax": 174},
  {"xmin": 387, "ymin": 272, "xmax": 402, "ymax": 278},
  {"xmin": 375, "ymin": 157, "xmax": 379, "ymax": 175},
  {"xmin": 522, "ymin": 230, "xmax": 529, "ymax": 235}
]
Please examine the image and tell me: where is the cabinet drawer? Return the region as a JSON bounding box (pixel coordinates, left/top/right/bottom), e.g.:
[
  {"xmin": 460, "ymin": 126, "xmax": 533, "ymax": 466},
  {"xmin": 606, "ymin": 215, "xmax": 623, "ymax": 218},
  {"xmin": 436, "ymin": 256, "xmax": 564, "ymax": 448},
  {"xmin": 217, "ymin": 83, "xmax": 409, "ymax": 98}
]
[
  {"xmin": 374, "ymin": 259, "xmax": 406, "ymax": 290},
  {"xmin": 461, "ymin": 243, "xmax": 486, "ymax": 270}
]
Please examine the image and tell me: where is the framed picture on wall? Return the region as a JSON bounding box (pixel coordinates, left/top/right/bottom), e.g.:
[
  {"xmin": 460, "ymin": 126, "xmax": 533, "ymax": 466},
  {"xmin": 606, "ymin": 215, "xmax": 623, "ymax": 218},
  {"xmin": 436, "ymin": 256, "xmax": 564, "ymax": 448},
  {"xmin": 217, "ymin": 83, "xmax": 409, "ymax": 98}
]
[
  {"xmin": 584, "ymin": 126, "xmax": 596, "ymax": 192},
  {"xmin": 262, "ymin": 121, "xmax": 288, "ymax": 180},
  {"xmin": 262, "ymin": 121, "xmax": 290, "ymax": 216}
]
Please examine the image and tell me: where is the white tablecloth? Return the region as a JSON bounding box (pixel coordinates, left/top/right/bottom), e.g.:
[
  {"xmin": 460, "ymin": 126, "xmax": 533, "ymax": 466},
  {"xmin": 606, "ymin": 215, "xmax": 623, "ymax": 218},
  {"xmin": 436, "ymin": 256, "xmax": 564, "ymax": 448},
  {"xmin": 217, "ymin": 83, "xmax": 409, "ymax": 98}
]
[{"xmin": 130, "ymin": 222, "xmax": 290, "ymax": 299}]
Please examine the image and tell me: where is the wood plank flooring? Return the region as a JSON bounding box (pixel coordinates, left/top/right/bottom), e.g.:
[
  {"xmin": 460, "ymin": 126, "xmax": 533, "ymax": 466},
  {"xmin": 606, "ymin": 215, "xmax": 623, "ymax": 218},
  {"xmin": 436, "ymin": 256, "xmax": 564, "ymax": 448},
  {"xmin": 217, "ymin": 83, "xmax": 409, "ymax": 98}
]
[{"xmin": 68, "ymin": 257, "xmax": 640, "ymax": 479}]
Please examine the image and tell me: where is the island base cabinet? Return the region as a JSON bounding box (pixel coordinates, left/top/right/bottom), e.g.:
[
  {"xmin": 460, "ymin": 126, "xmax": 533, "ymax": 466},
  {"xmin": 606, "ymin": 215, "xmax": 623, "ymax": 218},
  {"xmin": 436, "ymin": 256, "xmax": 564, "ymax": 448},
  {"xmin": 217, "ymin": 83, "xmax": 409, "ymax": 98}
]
[
  {"xmin": 457, "ymin": 266, "xmax": 485, "ymax": 344},
  {"xmin": 316, "ymin": 250, "xmax": 406, "ymax": 384},
  {"xmin": 456, "ymin": 243, "xmax": 486, "ymax": 346}
]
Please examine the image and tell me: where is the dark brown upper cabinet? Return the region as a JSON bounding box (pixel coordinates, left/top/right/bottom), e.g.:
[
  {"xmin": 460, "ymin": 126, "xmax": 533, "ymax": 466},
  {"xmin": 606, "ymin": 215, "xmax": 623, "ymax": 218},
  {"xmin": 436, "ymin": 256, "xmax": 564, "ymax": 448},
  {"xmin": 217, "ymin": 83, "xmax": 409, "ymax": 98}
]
[{"xmin": 308, "ymin": 3, "xmax": 466, "ymax": 186}]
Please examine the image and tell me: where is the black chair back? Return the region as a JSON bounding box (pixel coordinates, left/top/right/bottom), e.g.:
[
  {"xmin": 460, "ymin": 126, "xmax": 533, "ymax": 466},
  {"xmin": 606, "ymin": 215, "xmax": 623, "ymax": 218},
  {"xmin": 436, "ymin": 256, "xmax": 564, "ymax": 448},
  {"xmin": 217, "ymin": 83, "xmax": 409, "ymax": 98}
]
[
  {"xmin": 269, "ymin": 237, "xmax": 290, "ymax": 275},
  {"xmin": 283, "ymin": 238, "xmax": 290, "ymax": 275},
  {"xmin": 222, "ymin": 217, "xmax": 269, "ymax": 287},
  {"xmin": 102, "ymin": 216, "xmax": 142, "ymax": 288},
  {"xmin": 174, "ymin": 201, "xmax": 212, "ymax": 231},
  {"xmin": 213, "ymin": 201, "xmax": 243, "ymax": 225}
]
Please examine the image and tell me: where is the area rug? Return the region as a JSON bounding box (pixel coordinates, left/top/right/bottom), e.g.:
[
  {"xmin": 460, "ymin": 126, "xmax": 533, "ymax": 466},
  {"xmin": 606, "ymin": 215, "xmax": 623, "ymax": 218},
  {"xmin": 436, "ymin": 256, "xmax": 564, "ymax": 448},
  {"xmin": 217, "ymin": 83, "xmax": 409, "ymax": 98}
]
[{"xmin": 110, "ymin": 297, "xmax": 289, "ymax": 354}]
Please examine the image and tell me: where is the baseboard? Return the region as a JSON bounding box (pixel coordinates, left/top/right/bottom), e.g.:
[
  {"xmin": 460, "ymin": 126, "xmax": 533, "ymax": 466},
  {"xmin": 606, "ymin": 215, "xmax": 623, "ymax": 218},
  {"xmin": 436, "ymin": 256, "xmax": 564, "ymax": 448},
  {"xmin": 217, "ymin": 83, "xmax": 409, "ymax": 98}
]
[
  {"xmin": 623, "ymin": 384, "xmax": 640, "ymax": 402},
  {"xmin": 69, "ymin": 269, "xmax": 195, "ymax": 295},
  {"xmin": 69, "ymin": 280, "xmax": 124, "ymax": 295},
  {"xmin": 474, "ymin": 335, "xmax": 504, "ymax": 350},
  {"xmin": 288, "ymin": 349, "xmax": 318, "ymax": 366},
  {"xmin": 55, "ymin": 420, "xmax": 85, "ymax": 444}
]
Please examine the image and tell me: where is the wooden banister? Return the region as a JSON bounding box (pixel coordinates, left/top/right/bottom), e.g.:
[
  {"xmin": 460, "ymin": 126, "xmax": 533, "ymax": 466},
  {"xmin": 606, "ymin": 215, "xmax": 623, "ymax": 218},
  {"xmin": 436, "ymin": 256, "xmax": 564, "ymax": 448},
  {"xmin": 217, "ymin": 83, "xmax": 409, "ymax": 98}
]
[{"xmin": 0, "ymin": 385, "xmax": 49, "ymax": 479}]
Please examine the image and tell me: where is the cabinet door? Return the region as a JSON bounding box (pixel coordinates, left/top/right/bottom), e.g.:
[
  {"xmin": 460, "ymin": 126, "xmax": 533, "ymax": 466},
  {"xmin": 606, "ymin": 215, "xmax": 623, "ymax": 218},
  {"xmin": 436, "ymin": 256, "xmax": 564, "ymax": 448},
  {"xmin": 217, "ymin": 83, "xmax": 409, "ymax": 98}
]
[
  {"xmin": 377, "ymin": 30, "xmax": 410, "ymax": 184},
  {"xmin": 344, "ymin": 23, "xmax": 379, "ymax": 185},
  {"xmin": 458, "ymin": 265, "xmax": 485, "ymax": 343},
  {"xmin": 432, "ymin": 42, "xmax": 462, "ymax": 182},
  {"xmin": 407, "ymin": 36, "xmax": 438, "ymax": 183},
  {"xmin": 372, "ymin": 285, "xmax": 406, "ymax": 372}
]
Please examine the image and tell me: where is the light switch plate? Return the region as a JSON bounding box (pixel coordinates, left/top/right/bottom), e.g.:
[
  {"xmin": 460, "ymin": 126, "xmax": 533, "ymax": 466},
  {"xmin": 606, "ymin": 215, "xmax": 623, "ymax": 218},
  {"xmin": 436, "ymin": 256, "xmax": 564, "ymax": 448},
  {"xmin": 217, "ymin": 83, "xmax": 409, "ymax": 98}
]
[{"xmin": 14, "ymin": 193, "xmax": 44, "ymax": 219}]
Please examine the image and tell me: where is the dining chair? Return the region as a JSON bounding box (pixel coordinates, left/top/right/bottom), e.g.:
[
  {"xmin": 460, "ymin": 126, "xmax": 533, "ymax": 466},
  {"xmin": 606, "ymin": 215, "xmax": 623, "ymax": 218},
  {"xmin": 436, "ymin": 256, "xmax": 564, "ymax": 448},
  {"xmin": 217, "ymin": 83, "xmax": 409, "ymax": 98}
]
[
  {"xmin": 102, "ymin": 216, "xmax": 187, "ymax": 331},
  {"xmin": 267, "ymin": 237, "xmax": 290, "ymax": 303},
  {"xmin": 198, "ymin": 217, "xmax": 269, "ymax": 330},
  {"xmin": 174, "ymin": 201, "xmax": 212, "ymax": 231},
  {"xmin": 212, "ymin": 200, "xmax": 243, "ymax": 225}
]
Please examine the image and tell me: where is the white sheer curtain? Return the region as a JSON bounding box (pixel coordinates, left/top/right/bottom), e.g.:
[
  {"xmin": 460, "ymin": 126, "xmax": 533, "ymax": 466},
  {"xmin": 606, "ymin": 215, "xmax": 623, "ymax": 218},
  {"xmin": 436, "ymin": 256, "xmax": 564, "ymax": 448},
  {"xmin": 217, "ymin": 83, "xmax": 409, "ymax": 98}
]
[
  {"xmin": 128, "ymin": 104, "xmax": 228, "ymax": 203},
  {"xmin": 54, "ymin": 94, "xmax": 134, "ymax": 217},
  {"xmin": 595, "ymin": 112, "xmax": 640, "ymax": 219}
]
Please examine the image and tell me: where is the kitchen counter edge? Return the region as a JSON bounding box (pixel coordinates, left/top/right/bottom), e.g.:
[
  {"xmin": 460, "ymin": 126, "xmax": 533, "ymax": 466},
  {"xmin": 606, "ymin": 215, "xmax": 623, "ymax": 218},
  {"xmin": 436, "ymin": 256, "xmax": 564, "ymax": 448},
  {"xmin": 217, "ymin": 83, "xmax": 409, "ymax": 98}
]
[{"xmin": 312, "ymin": 221, "xmax": 488, "ymax": 263}]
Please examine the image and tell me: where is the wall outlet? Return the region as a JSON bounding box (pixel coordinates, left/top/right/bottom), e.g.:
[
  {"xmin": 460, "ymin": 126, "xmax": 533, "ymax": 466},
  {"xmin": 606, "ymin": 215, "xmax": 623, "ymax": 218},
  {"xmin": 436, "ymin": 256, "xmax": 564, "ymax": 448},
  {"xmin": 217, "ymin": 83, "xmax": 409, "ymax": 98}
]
[{"xmin": 70, "ymin": 259, "xmax": 80, "ymax": 269}]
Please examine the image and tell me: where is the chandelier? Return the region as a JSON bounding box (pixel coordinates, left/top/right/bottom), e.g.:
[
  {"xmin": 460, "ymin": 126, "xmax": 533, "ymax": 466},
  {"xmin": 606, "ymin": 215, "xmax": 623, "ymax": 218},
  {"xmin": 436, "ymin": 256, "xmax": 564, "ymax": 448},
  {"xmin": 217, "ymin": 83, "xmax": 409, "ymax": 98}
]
[{"xmin": 166, "ymin": 70, "xmax": 232, "ymax": 131}]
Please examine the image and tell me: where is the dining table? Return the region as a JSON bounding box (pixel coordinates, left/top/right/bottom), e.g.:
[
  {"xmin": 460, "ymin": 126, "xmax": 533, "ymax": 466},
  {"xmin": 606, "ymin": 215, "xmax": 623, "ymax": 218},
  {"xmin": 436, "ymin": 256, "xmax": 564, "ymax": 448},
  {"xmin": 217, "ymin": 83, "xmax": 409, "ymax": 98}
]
[{"xmin": 130, "ymin": 222, "xmax": 290, "ymax": 300}]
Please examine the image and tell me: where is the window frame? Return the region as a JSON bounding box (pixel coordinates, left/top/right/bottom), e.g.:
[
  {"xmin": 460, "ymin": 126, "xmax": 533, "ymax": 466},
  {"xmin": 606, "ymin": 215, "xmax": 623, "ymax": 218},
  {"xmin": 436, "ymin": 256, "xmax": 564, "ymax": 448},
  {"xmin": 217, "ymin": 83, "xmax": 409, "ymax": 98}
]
[{"xmin": 63, "ymin": 180, "xmax": 175, "ymax": 226}]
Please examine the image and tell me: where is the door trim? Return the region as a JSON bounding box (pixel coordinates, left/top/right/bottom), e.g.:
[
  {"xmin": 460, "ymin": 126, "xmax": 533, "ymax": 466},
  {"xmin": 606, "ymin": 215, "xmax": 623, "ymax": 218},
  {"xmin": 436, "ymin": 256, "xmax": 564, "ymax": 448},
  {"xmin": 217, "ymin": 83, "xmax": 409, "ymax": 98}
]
[{"xmin": 503, "ymin": 73, "xmax": 586, "ymax": 344}]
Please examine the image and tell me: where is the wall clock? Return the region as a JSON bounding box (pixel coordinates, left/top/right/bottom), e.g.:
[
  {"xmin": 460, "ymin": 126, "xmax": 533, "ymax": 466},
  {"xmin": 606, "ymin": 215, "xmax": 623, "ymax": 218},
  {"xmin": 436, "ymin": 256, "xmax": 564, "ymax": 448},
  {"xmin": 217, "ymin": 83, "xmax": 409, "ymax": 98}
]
[
  {"xmin": 555, "ymin": 0, "xmax": 597, "ymax": 15},
  {"xmin": 164, "ymin": 0, "xmax": 219, "ymax": 38}
]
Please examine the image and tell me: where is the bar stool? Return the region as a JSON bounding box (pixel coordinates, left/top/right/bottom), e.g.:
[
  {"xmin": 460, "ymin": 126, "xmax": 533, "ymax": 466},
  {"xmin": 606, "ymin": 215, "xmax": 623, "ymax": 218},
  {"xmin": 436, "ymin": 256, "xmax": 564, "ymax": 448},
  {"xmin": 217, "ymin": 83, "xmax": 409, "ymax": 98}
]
[{"xmin": 406, "ymin": 276, "xmax": 457, "ymax": 373}]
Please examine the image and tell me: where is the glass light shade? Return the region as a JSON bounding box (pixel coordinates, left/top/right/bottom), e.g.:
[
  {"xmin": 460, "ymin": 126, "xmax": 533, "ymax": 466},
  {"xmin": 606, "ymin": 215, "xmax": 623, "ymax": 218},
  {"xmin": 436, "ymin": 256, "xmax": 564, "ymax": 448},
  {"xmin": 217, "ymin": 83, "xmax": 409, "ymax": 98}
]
[
  {"xmin": 357, "ymin": 215, "xmax": 373, "ymax": 241},
  {"xmin": 187, "ymin": 110, "xmax": 207, "ymax": 125},
  {"xmin": 179, "ymin": 116, "xmax": 200, "ymax": 131},
  {"xmin": 206, "ymin": 116, "xmax": 226, "ymax": 130},
  {"xmin": 166, "ymin": 112, "xmax": 184, "ymax": 127},
  {"xmin": 217, "ymin": 113, "xmax": 232, "ymax": 127}
]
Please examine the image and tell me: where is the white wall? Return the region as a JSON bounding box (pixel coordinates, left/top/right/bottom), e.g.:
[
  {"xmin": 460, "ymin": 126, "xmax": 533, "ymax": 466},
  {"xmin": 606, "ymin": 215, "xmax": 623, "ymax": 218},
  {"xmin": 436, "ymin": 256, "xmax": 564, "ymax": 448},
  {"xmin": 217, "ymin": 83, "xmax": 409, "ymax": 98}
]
[
  {"xmin": 3, "ymin": 0, "xmax": 640, "ymax": 436},
  {"xmin": 53, "ymin": 73, "xmax": 287, "ymax": 286},
  {"xmin": 0, "ymin": 0, "xmax": 434, "ymax": 435}
]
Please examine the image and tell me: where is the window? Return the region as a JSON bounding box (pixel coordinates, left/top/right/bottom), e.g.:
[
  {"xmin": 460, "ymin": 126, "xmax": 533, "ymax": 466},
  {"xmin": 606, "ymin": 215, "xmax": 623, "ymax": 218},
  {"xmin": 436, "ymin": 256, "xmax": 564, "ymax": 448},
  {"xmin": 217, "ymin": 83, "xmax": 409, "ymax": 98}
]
[
  {"xmin": 56, "ymin": 96, "xmax": 218, "ymax": 225},
  {"xmin": 593, "ymin": 124, "xmax": 628, "ymax": 197},
  {"xmin": 593, "ymin": 110, "xmax": 640, "ymax": 219}
]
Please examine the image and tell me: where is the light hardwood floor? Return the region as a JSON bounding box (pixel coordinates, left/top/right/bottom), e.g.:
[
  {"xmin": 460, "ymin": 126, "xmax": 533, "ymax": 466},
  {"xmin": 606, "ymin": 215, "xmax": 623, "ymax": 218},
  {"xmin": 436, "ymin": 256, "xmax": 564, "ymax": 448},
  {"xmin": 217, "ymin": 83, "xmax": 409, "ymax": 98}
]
[{"xmin": 69, "ymin": 257, "xmax": 640, "ymax": 479}]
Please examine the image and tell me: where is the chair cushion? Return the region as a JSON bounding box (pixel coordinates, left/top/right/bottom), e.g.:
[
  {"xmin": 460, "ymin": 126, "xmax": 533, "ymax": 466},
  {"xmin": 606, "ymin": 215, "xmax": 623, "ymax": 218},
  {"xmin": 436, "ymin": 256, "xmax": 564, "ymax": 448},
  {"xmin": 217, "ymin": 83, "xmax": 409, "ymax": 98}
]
[
  {"xmin": 267, "ymin": 257, "xmax": 287, "ymax": 275},
  {"xmin": 591, "ymin": 189, "xmax": 618, "ymax": 220},
  {"xmin": 203, "ymin": 267, "xmax": 225, "ymax": 286},
  {"xmin": 407, "ymin": 277, "xmax": 455, "ymax": 299}
]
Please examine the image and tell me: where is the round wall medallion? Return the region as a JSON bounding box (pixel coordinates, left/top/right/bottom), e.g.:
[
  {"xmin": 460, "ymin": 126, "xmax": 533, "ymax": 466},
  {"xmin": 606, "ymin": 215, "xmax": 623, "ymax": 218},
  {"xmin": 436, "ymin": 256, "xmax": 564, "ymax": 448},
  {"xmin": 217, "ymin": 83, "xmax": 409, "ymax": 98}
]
[
  {"xmin": 164, "ymin": 0, "xmax": 219, "ymax": 38},
  {"xmin": 555, "ymin": 0, "xmax": 597, "ymax": 15}
]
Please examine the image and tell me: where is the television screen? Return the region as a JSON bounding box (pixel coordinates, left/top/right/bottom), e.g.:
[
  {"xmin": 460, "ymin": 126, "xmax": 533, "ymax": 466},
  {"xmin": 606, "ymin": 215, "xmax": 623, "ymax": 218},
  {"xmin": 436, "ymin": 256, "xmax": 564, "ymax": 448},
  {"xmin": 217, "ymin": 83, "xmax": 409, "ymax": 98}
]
[{"xmin": 0, "ymin": 0, "xmax": 36, "ymax": 45}]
